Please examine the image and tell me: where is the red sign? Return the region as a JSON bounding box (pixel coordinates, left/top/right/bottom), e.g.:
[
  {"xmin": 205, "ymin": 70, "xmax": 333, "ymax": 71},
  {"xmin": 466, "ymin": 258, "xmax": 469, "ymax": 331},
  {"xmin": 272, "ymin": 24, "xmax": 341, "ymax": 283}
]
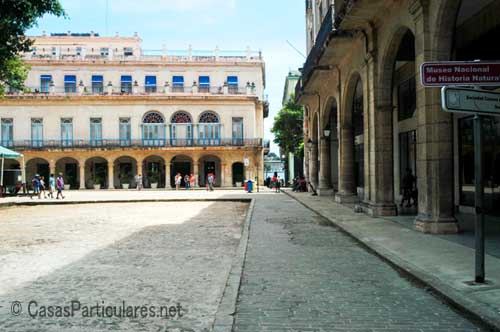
[{"xmin": 421, "ymin": 62, "xmax": 500, "ymax": 87}]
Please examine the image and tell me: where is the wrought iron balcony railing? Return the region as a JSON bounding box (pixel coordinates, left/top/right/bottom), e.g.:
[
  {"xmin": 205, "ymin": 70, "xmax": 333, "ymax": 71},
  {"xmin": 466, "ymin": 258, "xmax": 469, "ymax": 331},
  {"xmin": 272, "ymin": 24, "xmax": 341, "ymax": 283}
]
[{"xmin": 5, "ymin": 138, "xmax": 267, "ymax": 150}]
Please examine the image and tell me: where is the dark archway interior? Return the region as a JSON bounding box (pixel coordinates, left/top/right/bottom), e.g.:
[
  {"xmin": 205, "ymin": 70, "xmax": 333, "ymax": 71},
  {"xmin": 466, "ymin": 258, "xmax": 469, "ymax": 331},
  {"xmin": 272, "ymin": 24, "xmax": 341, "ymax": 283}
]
[{"xmin": 352, "ymin": 78, "xmax": 364, "ymax": 189}]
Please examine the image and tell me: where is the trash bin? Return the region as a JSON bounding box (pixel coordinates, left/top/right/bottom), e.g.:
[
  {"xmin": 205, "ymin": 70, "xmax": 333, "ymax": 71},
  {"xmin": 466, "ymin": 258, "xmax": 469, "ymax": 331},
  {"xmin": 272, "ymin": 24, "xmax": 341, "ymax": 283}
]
[
  {"xmin": 244, "ymin": 180, "xmax": 248, "ymax": 191},
  {"xmin": 247, "ymin": 180, "xmax": 253, "ymax": 193}
]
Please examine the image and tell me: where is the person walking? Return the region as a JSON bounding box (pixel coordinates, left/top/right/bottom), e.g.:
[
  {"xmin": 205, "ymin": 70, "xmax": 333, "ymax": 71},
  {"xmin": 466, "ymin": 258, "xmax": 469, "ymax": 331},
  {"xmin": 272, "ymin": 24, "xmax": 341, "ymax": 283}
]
[
  {"xmin": 175, "ymin": 173, "xmax": 182, "ymax": 190},
  {"xmin": 48, "ymin": 174, "xmax": 55, "ymax": 198},
  {"xmin": 31, "ymin": 174, "xmax": 41, "ymax": 199},
  {"xmin": 56, "ymin": 173, "xmax": 65, "ymax": 199},
  {"xmin": 184, "ymin": 174, "xmax": 190, "ymax": 190},
  {"xmin": 39, "ymin": 175, "xmax": 47, "ymax": 198},
  {"xmin": 400, "ymin": 168, "xmax": 416, "ymax": 207},
  {"xmin": 275, "ymin": 176, "xmax": 281, "ymax": 193},
  {"xmin": 135, "ymin": 173, "xmax": 143, "ymax": 191},
  {"xmin": 207, "ymin": 173, "xmax": 215, "ymax": 192},
  {"xmin": 189, "ymin": 173, "xmax": 196, "ymax": 189}
]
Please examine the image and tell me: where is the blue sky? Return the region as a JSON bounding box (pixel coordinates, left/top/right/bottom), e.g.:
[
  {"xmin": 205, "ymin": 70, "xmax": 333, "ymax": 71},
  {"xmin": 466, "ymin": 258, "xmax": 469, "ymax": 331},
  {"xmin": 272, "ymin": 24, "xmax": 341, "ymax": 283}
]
[{"xmin": 27, "ymin": 0, "xmax": 306, "ymax": 153}]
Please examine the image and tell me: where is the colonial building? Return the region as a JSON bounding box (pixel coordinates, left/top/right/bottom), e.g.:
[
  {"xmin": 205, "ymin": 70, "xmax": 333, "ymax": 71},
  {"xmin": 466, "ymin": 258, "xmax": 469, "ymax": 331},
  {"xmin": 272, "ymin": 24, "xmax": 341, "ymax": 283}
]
[
  {"xmin": 296, "ymin": 0, "xmax": 500, "ymax": 233},
  {"xmin": 0, "ymin": 32, "xmax": 268, "ymax": 189}
]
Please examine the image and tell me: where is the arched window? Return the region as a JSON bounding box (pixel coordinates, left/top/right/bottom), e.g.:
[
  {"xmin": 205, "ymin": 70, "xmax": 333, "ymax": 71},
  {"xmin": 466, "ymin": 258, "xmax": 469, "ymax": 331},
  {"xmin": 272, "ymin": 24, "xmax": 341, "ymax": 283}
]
[
  {"xmin": 142, "ymin": 112, "xmax": 165, "ymax": 146},
  {"xmin": 198, "ymin": 111, "xmax": 221, "ymax": 146},
  {"xmin": 170, "ymin": 111, "xmax": 193, "ymax": 146},
  {"xmin": 199, "ymin": 111, "xmax": 219, "ymax": 123},
  {"xmin": 143, "ymin": 112, "xmax": 165, "ymax": 124},
  {"xmin": 171, "ymin": 111, "xmax": 192, "ymax": 124}
]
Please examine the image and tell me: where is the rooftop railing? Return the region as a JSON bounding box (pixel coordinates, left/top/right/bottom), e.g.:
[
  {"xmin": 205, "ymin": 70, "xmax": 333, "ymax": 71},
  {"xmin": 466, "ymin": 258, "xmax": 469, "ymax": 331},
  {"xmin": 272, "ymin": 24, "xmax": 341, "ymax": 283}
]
[
  {"xmin": 22, "ymin": 48, "xmax": 263, "ymax": 63},
  {"xmin": 4, "ymin": 138, "xmax": 268, "ymax": 150}
]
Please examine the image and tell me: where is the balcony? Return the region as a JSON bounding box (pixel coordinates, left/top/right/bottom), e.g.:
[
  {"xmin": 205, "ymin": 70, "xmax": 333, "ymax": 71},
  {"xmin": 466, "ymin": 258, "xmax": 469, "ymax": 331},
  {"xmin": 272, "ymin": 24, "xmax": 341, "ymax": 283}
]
[
  {"xmin": 8, "ymin": 138, "xmax": 267, "ymax": 151},
  {"xmin": 5, "ymin": 84, "xmax": 255, "ymax": 98}
]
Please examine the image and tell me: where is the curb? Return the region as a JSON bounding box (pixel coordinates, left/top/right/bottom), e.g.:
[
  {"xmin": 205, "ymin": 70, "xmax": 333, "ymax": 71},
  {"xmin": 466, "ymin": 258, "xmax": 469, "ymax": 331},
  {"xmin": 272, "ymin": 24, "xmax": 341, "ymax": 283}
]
[
  {"xmin": 282, "ymin": 190, "xmax": 500, "ymax": 332},
  {"xmin": 0, "ymin": 198, "xmax": 252, "ymax": 209},
  {"xmin": 211, "ymin": 198, "xmax": 255, "ymax": 332}
]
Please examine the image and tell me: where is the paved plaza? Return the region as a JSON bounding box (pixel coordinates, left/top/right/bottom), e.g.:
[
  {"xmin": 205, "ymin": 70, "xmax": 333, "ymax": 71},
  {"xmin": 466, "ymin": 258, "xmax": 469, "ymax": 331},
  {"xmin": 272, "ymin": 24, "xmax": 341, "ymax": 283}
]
[
  {"xmin": 0, "ymin": 189, "xmax": 495, "ymax": 331},
  {"xmin": 0, "ymin": 200, "xmax": 248, "ymax": 331}
]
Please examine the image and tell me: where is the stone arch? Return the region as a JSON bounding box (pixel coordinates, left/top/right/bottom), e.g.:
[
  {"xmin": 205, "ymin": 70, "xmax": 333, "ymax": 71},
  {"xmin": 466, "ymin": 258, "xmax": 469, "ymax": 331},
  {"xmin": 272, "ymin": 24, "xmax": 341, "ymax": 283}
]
[
  {"xmin": 170, "ymin": 154, "xmax": 193, "ymax": 187},
  {"xmin": 114, "ymin": 155, "xmax": 138, "ymax": 189},
  {"xmin": 85, "ymin": 156, "xmax": 108, "ymax": 189},
  {"xmin": 142, "ymin": 155, "xmax": 166, "ymax": 188},
  {"xmin": 431, "ymin": 0, "xmax": 462, "ymax": 60},
  {"xmin": 26, "ymin": 157, "xmax": 50, "ymax": 186},
  {"xmin": 55, "ymin": 156, "xmax": 80, "ymax": 189},
  {"xmin": 199, "ymin": 154, "xmax": 222, "ymax": 187},
  {"xmin": 378, "ymin": 25, "xmax": 416, "ymax": 106},
  {"xmin": 342, "ymin": 71, "xmax": 363, "ymax": 127}
]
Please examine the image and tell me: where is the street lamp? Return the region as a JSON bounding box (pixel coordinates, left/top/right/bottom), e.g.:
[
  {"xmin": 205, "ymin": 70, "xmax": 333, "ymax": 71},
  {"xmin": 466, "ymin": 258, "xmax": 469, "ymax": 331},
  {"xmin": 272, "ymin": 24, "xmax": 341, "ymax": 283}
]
[
  {"xmin": 323, "ymin": 129, "xmax": 331, "ymax": 138},
  {"xmin": 306, "ymin": 138, "xmax": 313, "ymax": 149}
]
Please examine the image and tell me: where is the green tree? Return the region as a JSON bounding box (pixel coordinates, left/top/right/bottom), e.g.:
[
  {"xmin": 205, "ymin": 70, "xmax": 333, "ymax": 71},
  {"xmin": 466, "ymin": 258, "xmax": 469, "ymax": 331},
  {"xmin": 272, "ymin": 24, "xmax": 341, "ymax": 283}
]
[
  {"xmin": 0, "ymin": 0, "xmax": 65, "ymax": 94},
  {"xmin": 271, "ymin": 96, "xmax": 304, "ymax": 157}
]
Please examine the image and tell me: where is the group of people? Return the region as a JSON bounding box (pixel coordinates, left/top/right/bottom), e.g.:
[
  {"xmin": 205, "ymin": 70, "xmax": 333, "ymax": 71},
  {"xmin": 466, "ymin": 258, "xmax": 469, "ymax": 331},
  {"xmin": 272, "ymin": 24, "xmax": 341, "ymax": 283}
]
[
  {"xmin": 173, "ymin": 172, "xmax": 216, "ymax": 191},
  {"xmin": 31, "ymin": 173, "xmax": 65, "ymax": 199},
  {"xmin": 292, "ymin": 176, "xmax": 307, "ymax": 192}
]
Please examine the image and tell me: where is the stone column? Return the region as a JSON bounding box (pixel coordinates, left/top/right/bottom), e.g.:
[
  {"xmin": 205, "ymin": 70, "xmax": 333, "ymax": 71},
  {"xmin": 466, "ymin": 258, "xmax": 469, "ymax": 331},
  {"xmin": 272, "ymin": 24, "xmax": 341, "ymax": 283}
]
[
  {"xmin": 304, "ymin": 149, "xmax": 310, "ymax": 184},
  {"xmin": 137, "ymin": 159, "xmax": 143, "ymax": 176},
  {"xmin": 220, "ymin": 163, "xmax": 226, "ymax": 187},
  {"xmin": 193, "ymin": 159, "xmax": 199, "ymax": 187},
  {"xmin": 309, "ymin": 141, "xmax": 318, "ymax": 189},
  {"xmin": 107, "ymin": 162, "xmax": 114, "ymax": 189},
  {"xmin": 79, "ymin": 162, "xmax": 85, "ymax": 189},
  {"xmin": 165, "ymin": 163, "xmax": 171, "ymax": 189},
  {"xmin": 318, "ymin": 137, "xmax": 333, "ymax": 196},
  {"xmin": 49, "ymin": 160, "xmax": 56, "ymax": 177},
  {"xmin": 336, "ymin": 124, "xmax": 357, "ymax": 203},
  {"xmin": 411, "ymin": 1, "xmax": 457, "ymax": 233}
]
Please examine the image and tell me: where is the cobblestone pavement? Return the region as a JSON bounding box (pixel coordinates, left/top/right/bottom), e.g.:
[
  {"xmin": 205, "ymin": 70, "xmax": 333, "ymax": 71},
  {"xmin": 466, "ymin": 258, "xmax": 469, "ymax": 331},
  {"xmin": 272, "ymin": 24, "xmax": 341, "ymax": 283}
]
[
  {"xmin": 234, "ymin": 192, "xmax": 486, "ymax": 332},
  {"xmin": 0, "ymin": 201, "xmax": 248, "ymax": 332}
]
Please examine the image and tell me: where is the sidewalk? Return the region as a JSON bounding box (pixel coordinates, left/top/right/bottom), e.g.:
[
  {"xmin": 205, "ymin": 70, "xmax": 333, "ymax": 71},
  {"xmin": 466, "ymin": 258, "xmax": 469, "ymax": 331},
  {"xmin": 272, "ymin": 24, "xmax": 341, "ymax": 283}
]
[{"xmin": 283, "ymin": 189, "xmax": 500, "ymax": 331}]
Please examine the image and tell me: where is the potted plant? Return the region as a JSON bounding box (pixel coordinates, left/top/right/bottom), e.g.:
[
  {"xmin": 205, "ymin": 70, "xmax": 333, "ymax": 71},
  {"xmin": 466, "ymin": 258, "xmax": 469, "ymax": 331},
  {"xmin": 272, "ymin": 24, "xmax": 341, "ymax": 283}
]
[
  {"xmin": 119, "ymin": 172, "xmax": 130, "ymax": 189},
  {"xmin": 93, "ymin": 175, "xmax": 103, "ymax": 190},
  {"xmin": 149, "ymin": 171, "xmax": 159, "ymax": 189}
]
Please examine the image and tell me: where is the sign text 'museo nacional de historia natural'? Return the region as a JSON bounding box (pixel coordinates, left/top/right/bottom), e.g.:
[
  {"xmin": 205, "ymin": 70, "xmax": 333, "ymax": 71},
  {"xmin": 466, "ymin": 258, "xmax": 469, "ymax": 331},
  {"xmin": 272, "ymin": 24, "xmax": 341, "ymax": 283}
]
[{"xmin": 421, "ymin": 62, "xmax": 500, "ymax": 87}]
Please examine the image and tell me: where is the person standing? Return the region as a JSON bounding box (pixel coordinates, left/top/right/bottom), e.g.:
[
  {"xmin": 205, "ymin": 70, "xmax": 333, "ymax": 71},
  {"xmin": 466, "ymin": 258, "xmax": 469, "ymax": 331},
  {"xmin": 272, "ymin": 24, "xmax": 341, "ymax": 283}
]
[
  {"xmin": 174, "ymin": 173, "xmax": 182, "ymax": 190},
  {"xmin": 275, "ymin": 176, "xmax": 281, "ymax": 193},
  {"xmin": 56, "ymin": 173, "xmax": 65, "ymax": 199},
  {"xmin": 401, "ymin": 168, "xmax": 416, "ymax": 207},
  {"xmin": 184, "ymin": 174, "xmax": 190, "ymax": 190},
  {"xmin": 48, "ymin": 174, "xmax": 55, "ymax": 198},
  {"xmin": 135, "ymin": 173, "xmax": 143, "ymax": 191},
  {"xmin": 189, "ymin": 173, "xmax": 196, "ymax": 189}
]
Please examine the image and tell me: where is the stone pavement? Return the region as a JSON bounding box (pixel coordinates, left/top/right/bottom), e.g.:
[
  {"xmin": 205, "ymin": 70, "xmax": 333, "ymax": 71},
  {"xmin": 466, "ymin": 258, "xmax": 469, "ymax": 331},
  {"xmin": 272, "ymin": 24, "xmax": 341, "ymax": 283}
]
[
  {"xmin": 281, "ymin": 190, "xmax": 500, "ymax": 331},
  {"xmin": 0, "ymin": 201, "xmax": 248, "ymax": 332},
  {"xmin": 233, "ymin": 191, "xmax": 487, "ymax": 331}
]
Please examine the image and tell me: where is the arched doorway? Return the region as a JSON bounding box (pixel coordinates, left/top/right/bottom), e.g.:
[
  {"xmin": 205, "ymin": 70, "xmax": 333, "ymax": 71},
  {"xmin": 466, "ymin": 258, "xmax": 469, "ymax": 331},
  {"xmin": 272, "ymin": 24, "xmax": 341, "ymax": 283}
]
[
  {"xmin": 114, "ymin": 156, "xmax": 137, "ymax": 189},
  {"xmin": 199, "ymin": 155, "xmax": 222, "ymax": 187},
  {"xmin": 143, "ymin": 155, "xmax": 166, "ymax": 188},
  {"xmin": 55, "ymin": 157, "xmax": 79, "ymax": 189},
  {"xmin": 324, "ymin": 98, "xmax": 339, "ymax": 192},
  {"xmin": 232, "ymin": 162, "xmax": 244, "ymax": 187},
  {"xmin": 142, "ymin": 111, "xmax": 166, "ymax": 147},
  {"xmin": 198, "ymin": 111, "xmax": 221, "ymax": 146},
  {"xmin": 391, "ymin": 29, "xmax": 417, "ymax": 214},
  {"xmin": 170, "ymin": 155, "xmax": 192, "ymax": 187},
  {"xmin": 352, "ymin": 76, "xmax": 364, "ymax": 199},
  {"xmin": 2, "ymin": 159, "xmax": 21, "ymax": 191},
  {"xmin": 26, "ymin": 158, "xmax": 49, "ymax": 185},
  {"xmin": 85, "ymin": 157, "xmax": 108, "ymax": 189},
  {"xmin": 170, "ymin": 111, "xmax": 193, "ymax": 146}
]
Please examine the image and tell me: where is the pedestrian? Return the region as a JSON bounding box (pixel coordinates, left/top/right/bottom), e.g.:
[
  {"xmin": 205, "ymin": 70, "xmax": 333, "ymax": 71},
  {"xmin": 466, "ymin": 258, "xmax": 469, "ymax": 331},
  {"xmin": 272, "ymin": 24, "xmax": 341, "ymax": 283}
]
[
  {"xmin": 207, "ymin": 173, "xmax": 215, "ymax": 192},
  {"xmin": 400, "ymin": 168, "xmax": 415, "ymax": 207},
  {"xmin": 184, "ymin": 174, "xmax": 190, "ymax": 190},
  {"xmin": 135, "ymin": 173, "xmax": 143, "ymax": 191},
  {"xmin": 39, "ymin": 175, "xmax": 47, "ymax": 198},
  {"xmin": 31, "ymin": 174, "xmax": 41, "ymax": 199},
  {"xmin": 189, "ymin": 173, "xmax": 196, "ymax": 189},
  {"xmin": 56, "ymin": 172, "xmax": 65, "ymax": 199},
  {"xmin": 275, "ymin": 176, "xmax": 281, "ymax": 193},
  {"xmin": 48, "ymin": 173, "xmax": 55, "ymax": 198},
  {"xmin": 271, "ymin": 172, "xmax": 278, "ymax": 191},
  {"xmin": 175, "ymin": 173, "xmax": 182, "ymax": 190}
]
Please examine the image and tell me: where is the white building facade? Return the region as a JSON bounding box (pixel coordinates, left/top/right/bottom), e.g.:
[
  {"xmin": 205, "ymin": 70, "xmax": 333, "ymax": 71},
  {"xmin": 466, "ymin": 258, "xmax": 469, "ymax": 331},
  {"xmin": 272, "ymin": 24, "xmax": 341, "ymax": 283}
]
[{"xmin": 0, "ymin": 33, "xmax": 269, "ymax": 189}]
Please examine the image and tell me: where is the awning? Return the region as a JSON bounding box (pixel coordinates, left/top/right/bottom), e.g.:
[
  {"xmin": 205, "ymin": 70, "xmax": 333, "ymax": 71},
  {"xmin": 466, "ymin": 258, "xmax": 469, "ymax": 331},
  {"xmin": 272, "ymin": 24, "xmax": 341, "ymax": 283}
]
[{"xmin": 0, "ymin": 146, "xmax": 22, "ymax": 159}]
